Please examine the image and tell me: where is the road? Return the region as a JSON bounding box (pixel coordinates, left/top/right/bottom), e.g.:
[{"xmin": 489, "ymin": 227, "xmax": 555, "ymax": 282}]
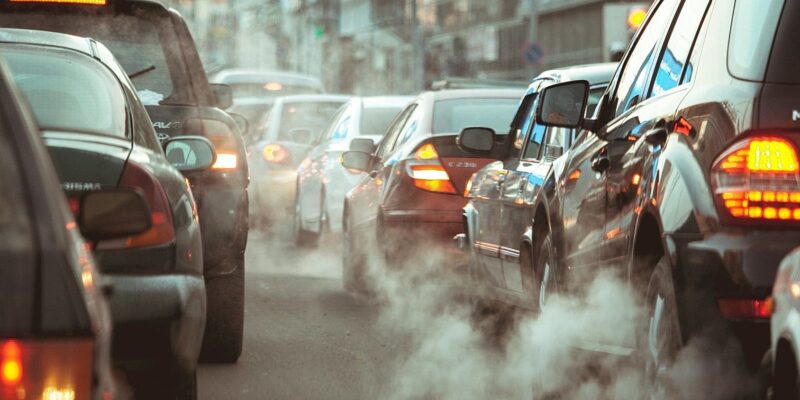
[{"xmin": 198, "ymin": 228, "xmax": 411, "ymax": 400}]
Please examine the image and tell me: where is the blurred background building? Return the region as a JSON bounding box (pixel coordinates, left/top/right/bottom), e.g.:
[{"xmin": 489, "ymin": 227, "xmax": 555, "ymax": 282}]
[{"xmin": 165, "ymin": 0, "xmax": 650, "ymax": 94}]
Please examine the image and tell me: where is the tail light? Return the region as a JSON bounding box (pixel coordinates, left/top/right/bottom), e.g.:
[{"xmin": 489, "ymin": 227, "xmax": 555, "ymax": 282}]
[
  {"xmin": 1, "ymin": 339, "xmax": 94, "ymax": 400},
  {"xmin": 718, "ymin": 298, "xmax": 773, "ymax": 319},
  {"xmin": 712, "ymin": 136, "xmax": 800, "ymax": 222},
  {"xmin": 405, "ymin": 143, "xmax": 457, "ymax": 194},
  {"xmin": 184, "ymin": 118, "xmax": 239, "ymax": 170},
  {"xmin": 262, "ymin": 144, "xmax": 290, "ymax": 165}
]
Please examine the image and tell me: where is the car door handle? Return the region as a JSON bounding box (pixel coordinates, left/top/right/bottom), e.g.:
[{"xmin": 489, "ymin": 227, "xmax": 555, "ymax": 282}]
[
  {"xmin": 591, "ymin": 156, "xmax": 610, "ymax": 173},
  {"xmin": 644, "ymin": 126, "xmax": 668, "ymax": 146}
]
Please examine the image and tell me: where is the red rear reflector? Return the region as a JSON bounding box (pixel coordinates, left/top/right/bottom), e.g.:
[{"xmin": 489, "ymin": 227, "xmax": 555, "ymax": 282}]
[
  {"xmin": 9, "ymin": 0, "xmax": 106, "ymax": 4},
  {"xmin": 718, "ymin": 298, "xmax": 773, "ymax": 319},
  {"xmin": 112, "ymin": 161, "xmax": 174, "ymax": 249}
]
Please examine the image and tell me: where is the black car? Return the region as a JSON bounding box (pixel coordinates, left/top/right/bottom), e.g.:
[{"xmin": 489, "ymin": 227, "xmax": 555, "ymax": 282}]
[
  {"xmin": 457, "ymin": 63, "xmax": 615, "ymax": 311},
  {"xmin": 529, "ymin": 0, "xmax": 800, "ymax": 393},
  {"xmin": 0, "ymin": 0, "xmax": 251, "ymax": 362},
  {"xmin": 0, "ymin": 55, "xmax": 153, "ymax": 400},
  {"xmin": 0, "ymin": 28, "xmax": 217, "ymax": 398}
]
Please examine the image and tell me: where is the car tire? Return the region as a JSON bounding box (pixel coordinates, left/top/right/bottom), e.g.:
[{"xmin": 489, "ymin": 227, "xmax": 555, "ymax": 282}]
[
  {"xmin": 638, "ymin": 256, "xmax": 681, "ymax": 400},
  {"xmin": 533, "ymin": 231, "xmax": 558, "ymax": 311},
  {"xmin": 773, "ymin": 346, "xmax": 800, "ymax": 400},
  {"xmin": 200, "ymin": 253, "xmax": 245, "ymax": 363},
  {"xmin": 294, "ymin": 192, "xmax": 320, "ymax": 247}
]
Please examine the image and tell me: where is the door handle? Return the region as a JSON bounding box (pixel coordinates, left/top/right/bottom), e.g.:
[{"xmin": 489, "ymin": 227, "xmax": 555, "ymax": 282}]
[
  {"xmin": 644, "ymin": 126, "xmax": 668, "ymax": 146},
  {"xmin": 591, "ymin": 156, "xmax": 610, "ymax": 173}
]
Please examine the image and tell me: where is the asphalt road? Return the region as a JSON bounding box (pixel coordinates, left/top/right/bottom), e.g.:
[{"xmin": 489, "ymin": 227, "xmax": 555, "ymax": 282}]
[{"xmin": 198, "ymin": 228, "xmax": 411, "ymax": 400}]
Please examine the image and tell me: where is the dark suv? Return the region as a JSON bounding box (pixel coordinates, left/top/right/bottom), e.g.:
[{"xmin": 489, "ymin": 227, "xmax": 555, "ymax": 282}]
[
  {"xmin": 530, "ymin": 0, "xmax": 799, "ymax": 393},
  {"xmin": 0, "ymin": 0, "xmax": 250, "ymax": 362}
]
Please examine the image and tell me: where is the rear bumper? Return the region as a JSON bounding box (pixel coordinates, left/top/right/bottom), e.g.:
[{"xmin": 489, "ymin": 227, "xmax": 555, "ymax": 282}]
[
  {"xmin": 108, "ymin": 273, "xmax": 206, "ymax": 374},
  {"xmin": 196, "ymin": 184, "xmax": 248, "ymax": 276},
  {"xmin": 250, "ymin": 169, "xmax": 297, "ymax": 217},
  {"xmin": 382, "ymin": 209, "xmax": 467, "ymax": 269}
]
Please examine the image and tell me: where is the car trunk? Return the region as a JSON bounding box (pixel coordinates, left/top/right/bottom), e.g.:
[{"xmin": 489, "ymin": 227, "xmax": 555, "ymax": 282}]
[
  {"xmin": 42, "ymin": 131, "xmax": 132, "ymax": 194},
  {"xmin": 418, "ymin": 134, "xmax": 508, "ymax": 196}
]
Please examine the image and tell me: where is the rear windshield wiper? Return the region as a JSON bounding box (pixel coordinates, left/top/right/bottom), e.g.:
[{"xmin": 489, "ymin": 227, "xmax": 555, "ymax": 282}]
[{"xmin": 129, "ymin": 65, "xmax": 156, "ymax": 80}]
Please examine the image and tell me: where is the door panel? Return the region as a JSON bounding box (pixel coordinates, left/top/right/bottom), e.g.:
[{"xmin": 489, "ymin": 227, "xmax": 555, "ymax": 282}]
[{"xmin": 471, "ymin": 161, "xmax": 507, "ymax": 288}]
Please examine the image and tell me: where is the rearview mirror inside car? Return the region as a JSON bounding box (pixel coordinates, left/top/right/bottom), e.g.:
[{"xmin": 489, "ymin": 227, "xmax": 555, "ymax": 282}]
[
  {"xmin": 229, "ymin": 112, "xmax": 251, "ymax": 138},
  {"xmin": 211, "ymin": 83, "xmax": 234, "ymax": 110},
  {"xmin": 340, "ymin": 151, "xmax": 377, "ymax": 173},
  {"xmin": 536, "ymin": 80, "xmax": 590, "ymax": 129},
  {"xmin": 349, "ymin": 138, "xmax": 377, "ymax": 154},
  {"xmin": 458, "ymin": 127, "xmax": 496, "ymax": 152},
  {"xmin": 164, "ymin": 136, "xmax": 217, "ymax": 172},
  {"xmin": 79, "ymin": 189, "xmax": 151, "ymax": 242},
  {"xmin": 290, "ymin": 128, "xmax": 314, "ymax": 145}
]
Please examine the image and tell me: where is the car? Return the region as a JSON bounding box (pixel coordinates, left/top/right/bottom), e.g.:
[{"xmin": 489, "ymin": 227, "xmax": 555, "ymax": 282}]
[
  {"xmin": 294, "ymin": 96, "xmax": 413, "ymax": 246},
  {"xmin": 0, "ymin": 0, "xmax": 251, "ymax": 363},
  {"xmin": 340, "ymin": 88, "xmax": 523, "ymax": 292},
  {"xmin": 0, "ymin": 53, "xmax": 135, "ymax": 400},
  {"xmin": 771, "ymin": 248, "xmax": 800, "ymax": 399},
  {"xmin": 0, "ymin": 28, "xmax": 216, "ymax": 398},
  {"xmin": 529, "ymin": 0, "xmax": 800, "ymax": 393},
  {"xmin": 248, "ymin": 94, "xmax": 351, "ymax": 227},
  {"xmin": 457, "ymin": 63, "xmax": 616, "ymax": 311},
  {"xmin": 211, "ymin": 68, "xmax": 325, "ymax": 104}
]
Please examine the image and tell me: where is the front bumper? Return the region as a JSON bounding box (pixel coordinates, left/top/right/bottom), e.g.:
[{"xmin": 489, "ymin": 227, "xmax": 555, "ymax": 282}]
[{"xmin": 108, "ymin": 273, "xmax": 206, "ymax": 374}]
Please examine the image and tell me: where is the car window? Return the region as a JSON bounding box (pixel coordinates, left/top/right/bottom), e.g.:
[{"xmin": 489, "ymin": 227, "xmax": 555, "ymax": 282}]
[
  {"xmin": 394, "ymin": 106, "xmax": 423, "ymax": 151},
  {"xmin": 277, "ymin": 101, "xmax": 345, "ymax": 143},
  {"xmin": 2, "ymin": 44, "xmax": 127, "ymax": 137},
  {"xmin": 331, "ymin": 114, "xmax": 352, "ymax": 142},
  {"xmin": 360, "ymin": 106, "xmax": 405, "ymax": 137},
  {"xmin": 524, "ymin": 123, "xmax": 546, "ymax": 160},
  {"xmin": 651, "ymin": 0, "xmax": 711, "ymax": 96},
  {"xmin": 376, "ymin": 104, "xmax": 416, "ymax": 159},
  {"xmin": 512, "ymin": 93, "xmax": 538, "ymax": 152},
  {"xmin": 765, "ymin": 0, "xmax": 800, "ymax": 84},
  {"xmin": 432, "ymin": 98, "xmax": 518, "ymax": 134},
  {"xmin": 611, "ymin": 0, "xmax": 679, "ymax": 117},
  {"xmin": 323, "ymin": 106, "xmax": 349, "ymax": 141},
  {"xmin": 729, "ymin": 0, "xmax": 785, "ymax": 82}
]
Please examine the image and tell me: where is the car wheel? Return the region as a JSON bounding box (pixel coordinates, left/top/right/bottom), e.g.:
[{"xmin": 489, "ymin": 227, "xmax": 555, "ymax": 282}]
[
  {"xmin": 294, "ymin": 193, "xmax": 320, "ymax": 247},
  {"xmin": 639, "ymin": 256, "xmax": 681, "ymax": 400},
  {"xmin": 200, "ymin": 253, "xmax": 245, "ymax": 363},
  {"xmin": 534, "ymin": 231, "xmax": 558, "ymax": 311}
]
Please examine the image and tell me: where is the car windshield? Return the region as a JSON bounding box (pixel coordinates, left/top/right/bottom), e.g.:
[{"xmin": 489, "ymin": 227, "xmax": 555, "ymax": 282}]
[
  {"xmin": 2, "ymin": 44, "xmax": 127, "ymax": 137},
  {"xmin": 360, "ymin": 107, "xmax": 404, "ymax": 136},
  {"xmin": 432, "ymin": 98, "xmax": 519, "ymax": 134},
  {"xmin": 0, "ymin": 13, "xmax": 189, "ymax": 105},
  {"xmin": 276, "ymin": 101, "xmax": 345, "ymax": 142}
]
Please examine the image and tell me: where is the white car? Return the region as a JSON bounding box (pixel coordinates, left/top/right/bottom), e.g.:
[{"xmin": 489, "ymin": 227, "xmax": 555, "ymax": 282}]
[
  {"xmin": 772, "ymin": 248, "xmax": 800, "ymax": 398},
  {"xmin": 294, "ymin": 96, "xmax": 412, "ymax": 246}
]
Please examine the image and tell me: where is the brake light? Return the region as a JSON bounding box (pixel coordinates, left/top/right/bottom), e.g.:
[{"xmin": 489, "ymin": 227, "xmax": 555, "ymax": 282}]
[
  {"xmin": 185, "ymin": 118, "xmax": 239, "ymax": 170},
  {"xmin": 9, "ymin": 0, "xmax": 106, "ymax": 5},
  {"xmin": 405, "ymin": 144, "xmax": 457, "ymax": 194},
  {"xmin": 101, "ymin": 160, "xmax": 174, "ymax": 250},
  {"xmin": 718, "ymin": 298, "xmax": 773, "ymax": 319},
  {"xmin": 212, "ymin": 153, "xmax": 238, "ymax": 170},
  {"xmin": 712, "ymin": 136, "xmax": 800, "ymax": 222},
  {"xmin": 0, "ymin": 339, "xmax": 93, "ymax": 400},
  {"xmin": 262, "ymin": 144, "xmax": 290, "ymax": 164}
]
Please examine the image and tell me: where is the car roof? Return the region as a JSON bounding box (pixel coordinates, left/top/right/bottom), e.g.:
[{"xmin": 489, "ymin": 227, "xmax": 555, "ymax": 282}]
[
  {"xmin": 213, "ymin": 69, "xmax": 324, "ymax": 87},
  {"xmin": 274, "ymin": 94, "xmax": 351, "ymax": 104},
  {"xmin": 360, "ymin": 96, "xmax": 414, "ymax": 108},
  {"xmin": 0, "ymin": 27, "xmax": 94, "ymax": 56},
  {"xmin": 523, "ymin": 62, "xmax": 617, "ymax": 95},
  {"xmin": 424, "ymin": 88, "xmax": 526, "ymax": 101}
]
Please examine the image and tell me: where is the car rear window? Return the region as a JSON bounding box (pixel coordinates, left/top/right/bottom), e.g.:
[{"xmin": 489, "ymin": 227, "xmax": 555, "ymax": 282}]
[
  {"xmin": 728, "ymin": 0, "xmax": 785, "ymax": 82},
  {"xmin": 0, "ymin": 13, "xmax": 191, "ymax": 105},
  {"xmin": 277, "ymin": 101, "xmax": 346, "ymax": 142},
  {"xmin": 359, "ymin": 106, "xmax": 404, "ymax": 137},
  {"xmin": 2, "ymin": 44, "xmax": 127, "ymax": 137},
  {"xmin": 433, "ymin": 98, "xmax": 518, "ymax": 135},
  {"xmin": 766, "ymin": 0, "xmax": 800, "ymax": 84}
]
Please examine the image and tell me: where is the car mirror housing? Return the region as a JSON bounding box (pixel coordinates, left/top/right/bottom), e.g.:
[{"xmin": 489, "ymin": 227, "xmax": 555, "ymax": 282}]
[
  {"xmin": 164, "ymin": 136, "xmax": 217, "ymax": 172},
  {"xmin": 211, "ymin": 83, "xmax": 234, "ymax": 110},
  {"xmin": 536, "ymin": 80, "xmax": 590, "ymax": 129},
  {"xmin": 79, "ymin": 189, "xmax": 152, "ymax": 242},
  {"xmin": 340, "ymin": 151, "xmax": 377, "ymax": 173},
  {"xmin": 458, "ymin": 127, "xmax": 496, "ymax": 153},
  {"xmin": 349, "ymin": 138, "xmax": 377, "ymax": 154}
]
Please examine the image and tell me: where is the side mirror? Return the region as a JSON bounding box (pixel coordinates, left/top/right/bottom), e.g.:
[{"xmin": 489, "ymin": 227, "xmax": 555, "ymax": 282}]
[
  {"xmin": 79, "ymin": 189, "xmax": 151, "ymax": 241},
  {"xmin": 290, "ymin": 128, "xmax": 314, "ymax": 145},
  {"xmin": 536, "ymin": 80, "xmax": 590, "ymax": 129},
  {"xmin": 164, "ymin": 136, "xmax": 217, "ymax": 172},
  {"xmin": 229, "ymin": 113, "xmax": 251, "ymax": 138},
  {"xmin": 458, "ymin": 127, "xmax": 496, "ymax": 152},
  {"xmin": 340, "ymin": 151, "xmax": 378, "ymax": 173},
  {"xmin": 211, "ymin": 83, "xmax": 234, "ymax": 110},
  {"xmin": 349, "ymin": 138, "xmax": 377, "ymax": 154}
]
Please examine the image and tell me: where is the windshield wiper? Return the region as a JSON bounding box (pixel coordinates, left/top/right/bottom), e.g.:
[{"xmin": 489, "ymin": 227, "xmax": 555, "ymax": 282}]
[{"xmin": 129, "ymin": 65, "xmax": 156, "ymax": 80}]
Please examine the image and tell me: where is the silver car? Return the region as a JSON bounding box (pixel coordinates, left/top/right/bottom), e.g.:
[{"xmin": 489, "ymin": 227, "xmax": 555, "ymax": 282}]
[{"xmin": 772, "ymin": 248, "xmax": 800, "ymax": 398}]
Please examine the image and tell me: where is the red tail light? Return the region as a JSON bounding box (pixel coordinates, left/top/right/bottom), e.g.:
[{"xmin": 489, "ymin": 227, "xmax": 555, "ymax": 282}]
[
  {"xmin": 1, "ymin": 339, "xmax": 93, "ymax": 400},
  {"xmin": 718, "ymin": 298, "xmax": 773, "ymax": 319},
  {"xmin": 405, "ymin": 144, "xmax": 457, "ymax": 194},
  {"xmin": 712, "ymin": 136, "xmax": 800, "ymax": 222},
  {"xmin": 102, "ymin": 160, "xmax": 174, "ymax": 250},
  {"xmin": 262, "ymin": 144, "xmax": 291, "ymax": 165}
]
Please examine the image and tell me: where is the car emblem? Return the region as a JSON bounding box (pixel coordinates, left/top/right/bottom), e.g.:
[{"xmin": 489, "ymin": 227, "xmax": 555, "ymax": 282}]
[
  {"xmin": 156, "ymin": 132, "xmax": 171, "ymax": 142},
  {"xmin": 793, "ymin": 110, "xmax": 800, "ymax": 121}
]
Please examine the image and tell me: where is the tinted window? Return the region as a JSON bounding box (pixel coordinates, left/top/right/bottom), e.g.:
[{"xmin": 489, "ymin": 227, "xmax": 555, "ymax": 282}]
[
  {"xmin": 433, "ymin": 98, "xmax": 518, "ymax": 134},
  {"xmin": 377, "ymin": 104, "xmax": 415, "ymax": 159},
  {"xmin": 651, "ymin": 0, "xmax": 710, "ymax": 96},
  {"xmin": 277, "ymin": 101, "xmax": 344, "ymax": 142},
  {"xmin": 612, "ymin": 0, "xmax": 679, "ymax": 116},
  {"xmin": 3, "ymin": 45, "xmax": 127, "ymax": 137},
  {"xmin": 729, "ymin": 0, "xmax": 784, "ymax": 82},
  {"xmin": 524, "ymin": 123, "xmax": 546, "ymax": 159},
  {"xmin": 360, "ymin": 107, "xmax": 404, "ymax": 137},
  {"xmin": 766, "ymin": 0, "xmax": 800, "ymax": 83}
]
